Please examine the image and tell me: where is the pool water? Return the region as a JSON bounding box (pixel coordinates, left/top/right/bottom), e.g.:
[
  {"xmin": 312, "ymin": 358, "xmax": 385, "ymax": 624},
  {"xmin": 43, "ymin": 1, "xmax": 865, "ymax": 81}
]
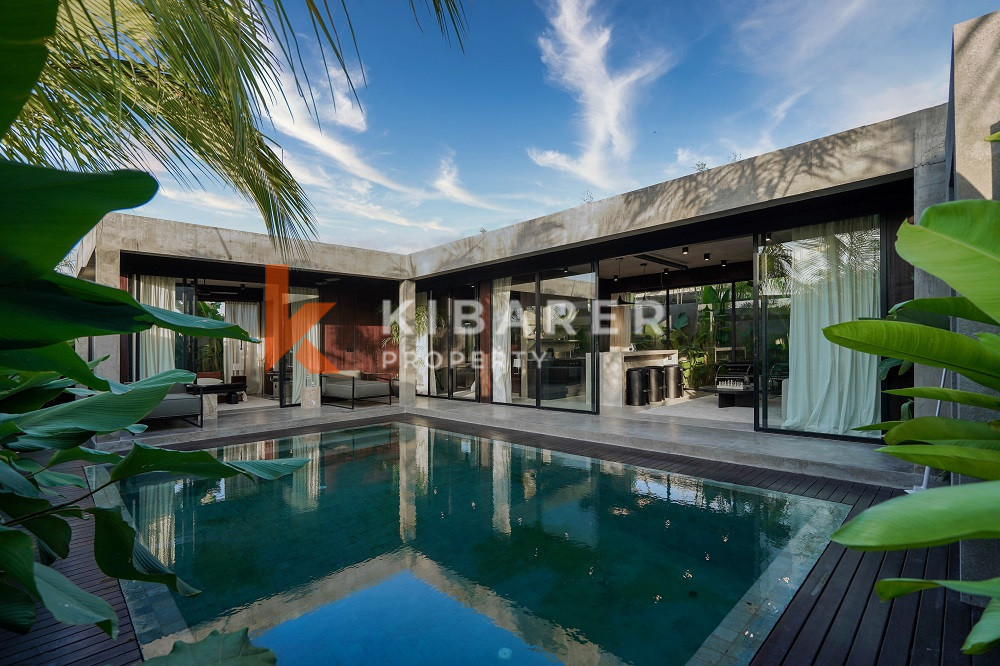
[{"xmin": 108, "ymin": 423, "xmax": 848, "ymax": 665}]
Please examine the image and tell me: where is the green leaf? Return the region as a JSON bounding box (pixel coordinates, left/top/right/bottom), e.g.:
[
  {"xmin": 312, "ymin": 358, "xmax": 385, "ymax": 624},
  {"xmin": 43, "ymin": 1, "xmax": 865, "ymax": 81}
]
[
  {"xmin": 988, "ymin": 131, "xmax": 1000, "ymax": 142},
  {"xmin": 143, "ymin": 629, "xmax": 276, "ymax": 665},
  {"xmin": 883, "ymin": 417, "xmax": 1000, "ymax": 445},
  {"xmin": 110, "ymin": 442, "xmax": 307, "ymax": 483},
  {"xmin": 889, "ymin": 296, "xmax": 998, "ymax": 327},
  {"xmin": 20, "ymin": 515, "xmax": 72, "ymax": 559},
  {"xmin": 0, "ymin": 461, "xmax": 41, "ymax": 498},
  {"xmin": 0, "ymin": 0, "xmax": 57, "ymax": 137},
  {"xmin": 33, "ymin": 563, "xmax": 117, "ymax": 638},
  {"xmin": 0, "ymin": 161, "xmax": 157, "ymax": 285},
  {"xmin": 877, "ymin": 444, "xmax": 1000, "ymax": 480},
  {"xmin": 823, "ymin": 320, "xmax": 1000, "ymax": 392},
  {"xmin": 878, "ymin": 357, "xmax": 912, "ymax": 381},
  {"xmin": 0, "ymin": 582, "xmax": 36, "ymax": 634},
  {"xmin": 0, "ymin": 526, "xmax": 38, "ymax": 594},
  {"xmin": 885, "ymin": 387, "xmax": 1000, "ymax": 412},
  {"xmin": 13, "ymin": 370, "xmax": 193, "ymax": 439},
  {"xmin": 0, "ymin": 370, "xmax": 74, "ymax": 413},
  {"xmin": 86, "ymin": 507, "xmax": 199, "ymax": 596},
  {"xmin": 966, "ymin": 598, "xmax": 1000, "ymax": 654},
  {"xmin": 0, "ymin": 344, "xmax": 126, "ymax": 393},
  {"xmin": 0, "ymin": 272, "xmax": 256, "ymax": 350},
  {"xmin": 832, "ymin": 480, "xmax": 1000, "ymax": 550},
  {"xmin": 897, "ymin": 201, "xmax": 1000, "ymax": 324},
  {"xmin": 854, "ymin": 421, "xmax": 904, "ymax": 432},
  {"xmin": 874, "ymin": 579, "xmax": 1000, "ymax": 654},
  {"xmin": 47, "ymin": 447, "xmax": 123, "ymax": 468}
]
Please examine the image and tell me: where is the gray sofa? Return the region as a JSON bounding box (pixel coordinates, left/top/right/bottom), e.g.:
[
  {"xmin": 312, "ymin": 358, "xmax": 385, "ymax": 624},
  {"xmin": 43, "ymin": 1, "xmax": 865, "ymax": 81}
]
[
  {"xmin": 143, "ymin": 383, "xmax": 203, "ymax": 427},
  {"xmin": 320, "ymin": 372, "xmax": 394, "ymax": 409}
]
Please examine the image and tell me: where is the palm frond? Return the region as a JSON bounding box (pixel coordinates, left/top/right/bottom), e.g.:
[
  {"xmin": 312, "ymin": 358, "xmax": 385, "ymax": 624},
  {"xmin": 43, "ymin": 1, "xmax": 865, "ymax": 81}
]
[{"xmin": 2, "ymin": 0, "xmax": 468, "ymax": 255}]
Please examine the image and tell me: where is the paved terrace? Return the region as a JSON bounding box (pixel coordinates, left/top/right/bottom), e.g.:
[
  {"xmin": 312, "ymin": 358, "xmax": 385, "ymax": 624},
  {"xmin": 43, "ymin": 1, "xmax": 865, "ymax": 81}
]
[{"xmin": 93, "ymin": 399, "xmax": 921, "ymax": 489}]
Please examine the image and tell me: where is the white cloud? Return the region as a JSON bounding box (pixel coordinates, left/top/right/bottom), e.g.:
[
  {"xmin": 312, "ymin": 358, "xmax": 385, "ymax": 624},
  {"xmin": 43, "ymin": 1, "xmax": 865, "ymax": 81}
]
[
  {"xmin": 432, "ymin": 152, "xmax": 508, "ymax": 211},
  {"xmin": 159, "ymin": 186, "xmax": 253, "ymax": 216},
  {"xmin": 528, "ymin": 0, "xmax": 670, "ymax": 188},
  {"xmin": 267, "ymin": 73, "xmax": 426, "ymax": 198},
  {"xmin": 317, "ymin": 66, "xmax": 367, "ymax": 133}
]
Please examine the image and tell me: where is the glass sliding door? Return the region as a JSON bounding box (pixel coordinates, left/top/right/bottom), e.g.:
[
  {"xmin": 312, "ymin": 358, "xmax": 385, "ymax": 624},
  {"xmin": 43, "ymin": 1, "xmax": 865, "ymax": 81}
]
[
  {"xmin": 449, "ymin": 284, "xmax": 478, "ymax": 400},
  {"xmin": 492, "ymin": 274, "xmax": 537, "ymax": 406},
  {"xmin": 491, "ymin": 265, "xmax": 597, "ymax": 413},
  {"xmin": 538, "ymin": 265, "xmax": 596, "ymax": 411},
  {"xmin": 428, "ymin": 292, "xmax": 450, "ymax": 398},
  {"xmin": 757, "ymin": 216, "xmax": 882, "ymax": 436}
]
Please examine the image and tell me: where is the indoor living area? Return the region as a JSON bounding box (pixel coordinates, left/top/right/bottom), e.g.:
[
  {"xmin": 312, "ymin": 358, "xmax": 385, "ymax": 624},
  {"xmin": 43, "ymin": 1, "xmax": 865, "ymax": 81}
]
[{"xmin": 119, "ymin": 252, "xmax": 402, "ymax": 429}]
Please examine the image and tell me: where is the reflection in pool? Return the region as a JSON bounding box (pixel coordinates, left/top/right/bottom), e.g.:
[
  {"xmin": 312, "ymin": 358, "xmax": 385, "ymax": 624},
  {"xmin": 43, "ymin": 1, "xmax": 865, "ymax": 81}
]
[{"xmin": 109, "ymin": 423, "xmax": 848, "ymax": 665}]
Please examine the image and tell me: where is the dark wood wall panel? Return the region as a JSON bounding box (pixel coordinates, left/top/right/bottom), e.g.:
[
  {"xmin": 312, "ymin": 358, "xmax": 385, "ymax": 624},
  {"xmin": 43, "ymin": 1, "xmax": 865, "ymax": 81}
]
[{"xmin": 320, "ymin": 282, "xmax": 400, "ymax": 375}]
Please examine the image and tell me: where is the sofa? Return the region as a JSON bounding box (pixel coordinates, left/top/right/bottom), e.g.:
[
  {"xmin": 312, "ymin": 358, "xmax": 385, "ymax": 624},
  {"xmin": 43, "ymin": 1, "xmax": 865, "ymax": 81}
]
[
  {"xmin": 320, "ymin": 371, "xmax": 394, "ymax": 409},
  {"xmin": 143, "ymin": 383, "xmax": 203, "ymax": 427}
]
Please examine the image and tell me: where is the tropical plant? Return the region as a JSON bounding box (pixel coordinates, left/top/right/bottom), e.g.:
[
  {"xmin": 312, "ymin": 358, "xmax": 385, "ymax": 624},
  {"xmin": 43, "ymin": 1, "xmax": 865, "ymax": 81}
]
[
  {"xmin": 0, "ymin": 0, "xmax": 309, "ymax": 654},
  {"xmin": 3, "ymin": 0, "xmax": 467, "ymax": 252},
  {"xmin": 824, "ymin": 199, "xmax": 1000, "ymax": 654}
]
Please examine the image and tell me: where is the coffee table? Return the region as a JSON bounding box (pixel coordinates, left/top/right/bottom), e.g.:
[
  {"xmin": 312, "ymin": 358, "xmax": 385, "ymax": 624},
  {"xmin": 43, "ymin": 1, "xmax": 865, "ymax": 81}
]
[{"xmin": 187, "ymin": 382, "xmax": 247, "ymax": 404}]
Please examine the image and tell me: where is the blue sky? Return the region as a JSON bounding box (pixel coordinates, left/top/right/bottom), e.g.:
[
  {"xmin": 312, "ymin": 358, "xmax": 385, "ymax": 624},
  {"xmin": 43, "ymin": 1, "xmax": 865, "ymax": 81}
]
[{"xmin": 135, "ymin": 0, "xmax": 997, "ymax": 252}]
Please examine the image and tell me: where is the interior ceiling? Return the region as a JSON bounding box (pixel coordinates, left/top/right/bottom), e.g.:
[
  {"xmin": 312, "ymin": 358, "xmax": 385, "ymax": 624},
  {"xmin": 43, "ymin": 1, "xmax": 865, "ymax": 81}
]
[{"xmin": 597, "ymin": 236, "xmax": 753, "ymax": 279}]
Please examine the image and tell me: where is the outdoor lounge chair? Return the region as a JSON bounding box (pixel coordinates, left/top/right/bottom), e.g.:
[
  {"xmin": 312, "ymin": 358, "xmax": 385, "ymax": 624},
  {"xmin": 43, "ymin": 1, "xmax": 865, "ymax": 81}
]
[
  {"xmin": 320, "ymin": 371, "xmax": 395, "ymax": 409},
  {"xmin": 142, "ymin": 383, "xmax": 203, "ymax": 427}
]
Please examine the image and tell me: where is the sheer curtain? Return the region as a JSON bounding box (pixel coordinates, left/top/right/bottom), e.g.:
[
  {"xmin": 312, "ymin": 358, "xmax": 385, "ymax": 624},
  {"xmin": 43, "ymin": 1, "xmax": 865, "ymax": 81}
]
[
  {"xmin": 782, "ymin": 216, "xmax": 880, "ymax": 435},
  {"xmin": 223, "ymin": 302, "xmax": 263, "ymax": 394},
  {"xmin": 289, "ymin": 287, "xmax": 320, "ymax": 404},
  {"xmin": 491, "ymin": 278, "xmax": 512, "ymax": 402},
  {"xmin": 137, "ymin": 276, "xmax": 177, "ymax": 378}
]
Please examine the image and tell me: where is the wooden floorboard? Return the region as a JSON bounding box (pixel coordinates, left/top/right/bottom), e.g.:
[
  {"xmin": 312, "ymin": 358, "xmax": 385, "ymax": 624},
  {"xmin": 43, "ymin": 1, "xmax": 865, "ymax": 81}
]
[{"xmin": 2, "ymin": 413, "xmax": 996, "ymax": 664}]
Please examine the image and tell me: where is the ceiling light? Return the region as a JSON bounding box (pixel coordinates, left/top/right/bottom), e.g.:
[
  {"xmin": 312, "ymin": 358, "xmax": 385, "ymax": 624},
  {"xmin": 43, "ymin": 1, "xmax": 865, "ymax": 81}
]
[
  {"xmin": 563, "ymin": 266, "xmax": 569, "ymax": 273},
  {"xmin": 704, "ymin": 253, "xmax": 710, "ymax": 261},
  {"xmin": 721, "ymin": 259, "xmax": 727, "ymax": 267},
  {"xmin": 764, "ymin": 233, "xmax": 771, "ymax": 243},
  {"xmin": 682, "ymin": 246, "xmax": 689, "ymax": 255},
  {"xmin": 613, "ymin": 274, "xmax": 619, "ymax": 282}
]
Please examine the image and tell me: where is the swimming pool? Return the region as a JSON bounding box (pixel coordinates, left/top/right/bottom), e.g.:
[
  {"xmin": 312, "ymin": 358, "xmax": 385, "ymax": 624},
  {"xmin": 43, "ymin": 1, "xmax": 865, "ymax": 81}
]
[{"xmin": 94, "ymin": 422, "xmax": 849, "ymax": 664}]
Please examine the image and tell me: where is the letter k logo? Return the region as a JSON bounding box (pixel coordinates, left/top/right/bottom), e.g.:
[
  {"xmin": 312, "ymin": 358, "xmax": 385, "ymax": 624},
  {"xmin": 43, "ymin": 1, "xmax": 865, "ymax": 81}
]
[{"xmin": 264, "ymin": 264, "xmax": 339, "ymax": 374}]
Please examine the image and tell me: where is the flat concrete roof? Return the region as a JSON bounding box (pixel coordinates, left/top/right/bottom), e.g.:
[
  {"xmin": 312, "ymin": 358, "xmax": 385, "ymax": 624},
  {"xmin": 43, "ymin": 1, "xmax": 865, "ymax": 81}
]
[{"xmin": 81, "ymin": 104, "xmax": 946, "ymax": 283}]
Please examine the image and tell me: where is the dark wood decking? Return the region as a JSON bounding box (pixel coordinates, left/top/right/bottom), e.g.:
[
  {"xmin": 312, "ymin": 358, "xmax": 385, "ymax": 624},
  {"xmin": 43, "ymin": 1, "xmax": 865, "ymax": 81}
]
[{"xmin": 1, "ymin": 414, "xmax": 995, "ymax": 665}]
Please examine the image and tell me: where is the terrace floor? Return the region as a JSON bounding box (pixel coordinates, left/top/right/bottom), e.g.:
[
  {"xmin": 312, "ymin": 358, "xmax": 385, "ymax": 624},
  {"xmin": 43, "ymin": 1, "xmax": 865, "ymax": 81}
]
[
  {"xmin": 98, "ymin": 396, "xmax": 922, "ymax": 489},
  {"xmin": 3, "ymin": 413, "xmax": 994, "ymax": 665}
]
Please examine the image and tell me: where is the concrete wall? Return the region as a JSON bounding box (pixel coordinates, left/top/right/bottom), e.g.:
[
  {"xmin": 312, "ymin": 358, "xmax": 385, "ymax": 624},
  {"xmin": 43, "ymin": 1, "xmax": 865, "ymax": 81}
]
[
  {"xmin": 949, "ymin": 9, "xmax": 1000, "ymax": 605},
  {"xmin": 80, "ymin": 213, "xmax": 411, "ymax": 285},
  {"xmin": 409, "ymin": 106, "xmax": 947, "ymax": 279}
]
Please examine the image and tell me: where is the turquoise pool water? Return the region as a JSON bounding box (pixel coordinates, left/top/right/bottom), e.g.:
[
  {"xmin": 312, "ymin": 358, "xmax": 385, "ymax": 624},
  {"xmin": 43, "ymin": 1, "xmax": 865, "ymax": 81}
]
[{"xmin": 106, "ymin": 423, "xmax": 849, "ymax": 665}]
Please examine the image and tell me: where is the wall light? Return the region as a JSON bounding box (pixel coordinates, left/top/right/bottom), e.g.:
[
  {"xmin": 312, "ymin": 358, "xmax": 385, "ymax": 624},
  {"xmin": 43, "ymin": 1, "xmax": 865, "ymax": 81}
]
[
  {"xmin": 682, "ymin": 246, "xmax": 689, "ymax": 254},
  {"xmin": 704, "ymin": 253, "xmax": 710, "ymax": 261},
  {"xmin": 721, "ymin": 259, "xmax": 727, "ymax": 267}
]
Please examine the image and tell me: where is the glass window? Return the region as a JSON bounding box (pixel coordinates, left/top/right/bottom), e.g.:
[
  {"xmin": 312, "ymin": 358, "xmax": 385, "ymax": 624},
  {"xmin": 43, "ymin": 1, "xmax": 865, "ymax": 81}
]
[
  {"xmin": 758, "ymin": 216, "xmax": 881, "ymax": 436},
  {"xmin": 538, "ymin": 265, "xmax": 596, "ymax": 411},
  {"xmin": 492, "ymin": 274, "xmax": 536, "ymax": 406}
]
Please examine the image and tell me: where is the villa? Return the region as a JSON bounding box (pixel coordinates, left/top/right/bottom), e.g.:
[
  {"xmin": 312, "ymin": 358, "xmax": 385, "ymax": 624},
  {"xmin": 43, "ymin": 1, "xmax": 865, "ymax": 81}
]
[{"xmin": 5, "ymin": 8, "xmax": 998, "ymax": 666}]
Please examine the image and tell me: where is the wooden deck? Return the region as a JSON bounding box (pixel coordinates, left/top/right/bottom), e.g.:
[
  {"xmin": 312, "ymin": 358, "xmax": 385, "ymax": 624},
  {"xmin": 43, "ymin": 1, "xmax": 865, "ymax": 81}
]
[{"xmin": 2, "ymin": 414, "xmax": 996, "ymax": 665}]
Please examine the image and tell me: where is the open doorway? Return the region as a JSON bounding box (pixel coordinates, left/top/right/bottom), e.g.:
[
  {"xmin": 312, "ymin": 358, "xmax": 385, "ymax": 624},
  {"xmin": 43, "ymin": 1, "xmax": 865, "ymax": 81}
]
[{"xmin": 598, "ymin": 235, "xmax": 757, "ymax": 426}]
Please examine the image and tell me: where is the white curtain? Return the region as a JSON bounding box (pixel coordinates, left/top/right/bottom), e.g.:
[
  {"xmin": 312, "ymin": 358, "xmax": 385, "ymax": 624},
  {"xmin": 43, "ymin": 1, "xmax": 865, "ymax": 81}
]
[
  {"xmin": 782, "ymin": 216, "xmax": 880, "ymax": 435},
  {"xmin": 491, "ymin": 278, "xmax": 512, "ymax": 402},
  {"xmin": 137, "ymin": 276, "xmax": 177, "ymax": 378},
  {"xmin": 289, "ymin": 287, "xmax": 320, "ymax": 404},
  {"xmin": 223, "ymin": 302, "xmax": 263, "ymax": 394}
]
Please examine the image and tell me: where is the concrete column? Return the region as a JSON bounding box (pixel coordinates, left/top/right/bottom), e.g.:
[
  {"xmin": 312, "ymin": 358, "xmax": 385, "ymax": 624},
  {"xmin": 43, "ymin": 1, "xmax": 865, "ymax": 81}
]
[
  {"xmin": 911, "ymin": 104, "xmax": 951, "ymax": 418},
  {"xmin": 92, "ymin": 246, "xmax": 123, "ymax": 383},
  {"xmin": 397, "ymin": 279, "xmax": 417, "ymax": 406},
  {"xmin": 950, "ymin": 9, "xmax": 1000, "ymax": 605}
]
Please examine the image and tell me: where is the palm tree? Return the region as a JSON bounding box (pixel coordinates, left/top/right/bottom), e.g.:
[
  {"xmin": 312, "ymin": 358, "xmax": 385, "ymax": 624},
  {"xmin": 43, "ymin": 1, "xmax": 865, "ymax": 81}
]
[{"xmin": 2, "ymin": 0, "xmax": 467, "ymax": 253}]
